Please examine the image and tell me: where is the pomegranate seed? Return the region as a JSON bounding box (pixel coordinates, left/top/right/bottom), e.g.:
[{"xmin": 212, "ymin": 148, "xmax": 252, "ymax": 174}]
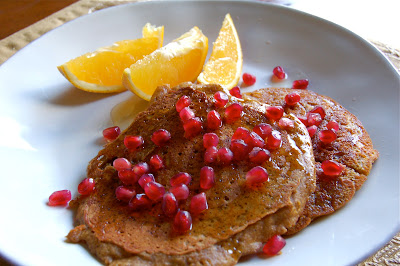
[
  {"xmin": 118, "ymin": 169, "xmax": 138, "ymax": 185},
  {"xmin": 124, "ymin": 135, "xmax": 144, "ymax": 151},
  {"xmin": 214, "ymin": 91, "xmax": 229, "ymax": 108},
  {"xmin": 232, "ymin": 127, "xmax": 251, "ymax": 141},
  {"xmin": 78, "ymin": 178, "xmax": 95, "ymax": 195},
  {"xmin": 149, "ymin": 155, "xmax": 164, "ymax": 172},
  {"xmin": 48, "ymin": 190, "xmax": 71, "ymax": 206},
  {"xmin": 162, "ymin": 192, "xmax": 178, "ymax": 217},
  {"xmin": 285, "ymin": 93, "xmax": 301, "ymax": 106},
  {"xmin": 265, "ymin": 130, "xmax": 282, "ymax": 150},
  {"xmin": 173, "ymin": 210, "xmax": 192, "ymax": 234},
  {"xmin": 246, "ymin": 132, "xmax": 265, "ymax": 149},
  {"xmin": 253, "ymin": 123, "xmax": 272, "ymax": 139},
  {"xmin": 319, "ymin": 129, "xmax": 337, "ymax": 144},
  {"xmin": 144, "ymin": 181, "xmax": 166, "ymax": 202},
  {"xmin": 102, "ymin": 126, "xmax": 120, "ymax": 141},
  {"xmin": 229, "ymin": 86, "xmax": 242, "ymax": 98},
  {"xmin": 242, "ymin": 72, "xmax": 256, "ymax": 86},
  {"xmin": 113, "ymin": 158, "xmax": 131, "ymax": 171},
  {"xmin": 138, "ymin": 173, "xmax": 155, "ymax": 188},
  {"xmin": 225, "ymin": 103, "xmax": 243, "ymax": 124},
  {"xmin": 217, "ymin": 147, "xmax": 233, "ymax": 165},
  {"xmin": 297, "ymin": 116, "xmax": 309, "ymax": 127},
  {"xmin": 115, "ymin": 186, "xmax": 136, "ymax": 202},
  {"xmin": 278, "ymin": 118, "xmax": 295, "ymax": 130},
  {"xmin": 203, "ymin": 133, "xmax": 219, "ymax": 148},
  {"xmin": 179, "ymin": 107, "xmax": 195, "ymax": 122},
  {"xmin": 132, "ymin": 162, "xmax": 150, "ymax": 177},
  {"xmin": 321, "ymin": 160, "xmax": 344, "ymax": 177},
  {"xmin": 307, "ymin": 112, "xmax": 322, "ymax": 126},
  {"xmin": 327, "ymin": 120, "xmax": 340, "ymax": 131},
  {"xmin": 207, "ymin": 110, "xmax": 222, "ymax": 130},
  {"xmin": 230, "ymin": 139, "xmax": 249, "ymax": 161},
  {"xmin": 265, "ymin": 106, "xmax": 284, "ymax": 121},
  {"xmin": 200, "ymin": 166, "xmax": 215, "ymax": 190},
  {"xmin": 183, "ymin": 117, "xmax": 203, "ymax": 139},
  {"xmin": 273, "ymin": 66, "xmax": 286, "ymax": 79},
  {"xmin": 129, "ymin": 193, "xmax": 151, "ymax": 211},
  {"xmin": 170, "ymin": 172, "xmax": 192, "ymax": 186},
  {"xmin": 204, "ymin": 146, "xmax": 218, "ymax": 164},
  {"xmin": 310, "ymin": 106, "xmax": 326, "ymax": 120},
  {"xmin": 249, "ymin": 147, "xmax": 271, "ymax": 164},
  {"xmin": 176, "ymin": 95, "xmax": 191, "ymax": 112},
  {"xmin": 307, "ymin": 125, "xmax": 318, "ymax": 137},
  {"xmin": 292, "ymin": 79, "xmax": 309, "ymax": 90},
  {"xmin": 246, "ymin": 166, "xmax": 269, "ymax": 186},
  {"xmin": 151, "ymin": 129, "xmax": 171, "ymax": 146},
  {"xmin": 263, "ymin": 235, "xmax": 286, "ymax": 256},
  {"xmin": 169, "ymin": 184, "xmax": 189, "ymax": 200},
  {"xmin": 190, "ymin": 192, "xmax": 208, "ymax": 214}
]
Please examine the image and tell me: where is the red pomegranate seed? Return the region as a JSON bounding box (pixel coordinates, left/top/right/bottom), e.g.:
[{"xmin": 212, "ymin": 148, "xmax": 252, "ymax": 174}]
[
  {"xmin": 265, "ymin": 106, "xmax": 284, "ymax": 121},
  {"xmin": 78, "ymin": 178, "xmax": 95, "ymax": 196},
  {"xmin": 246, "ymin": 131, "xmax": 265, "ymax": 149},
  {"xmin": 124, "ymin": 135, "xmax": 144, "ymax": 151},
  {"xmin": 278, "ymin": 117, "xmax": 295, "ymax": 130},
  {"xmin": 183, "ymin": 117, "xmax": 203, "ymax": 139},
  {"xmin": 170, "ymin": 172, "xmax": 192, "ymax": 186},
  {"xmin": 253, "ymin": 123, "xmax": 272, "ymax": 139},
  {"xmin": 263, "ymin": 235, "xmax": 286, "ymax": 256},
  {"xmin": 285, "ymin": 92, "xmax": 301, "ymax": 106},
  {"xmin": 179, "ymin": 107, "xmax": 195, "ymax": 122},
  {"xmin": 48, "ymin": 190, "xmax": 71, "ymax": 206},
  {"xmin": 229, "ymin": 86, "xmax": 242, "ymax": 98},
  {"xmin": 321, "ymin": 160, "xmax": 344, "ymax": 177},
  {"xmin": 144, "ymin": 181, "xmax": 166, "ymax": 202},
  {"xmin": 249, "ymin": 147, "xmax": 271, "ymax": 164},
  {"xmin": 190, "ymin": 192, "xmax": 208, "ymax": 214},
  {"xmin": 118, "ymin": 169, "xmax": 138, "ymax": 185},
  {"xmin": 149, "ymin": 155, "xmax": 164, "ymax": 172},
  {"xmin": 138, "ymin": 173, "xmax": 155, "ymax": 188},
  {"xmin": 319, "ymin": 129, "xmax": 337, "ymax": 144},
  {"xmin": 307, "ymin": 125, "xmax": 318, "ymax": 137},
  {"xmin": 292, "ymin": 79, "xmax": 309, "ymax": 90},
  {"xmin": 204, "ymin": 146, "xmax": 218, "ymax": 164},
  {"xmin": 273, "ymin": 66, "xmax": 286, "ymax": 79},
  {"xmin": 132, "ymin": 162, "xmax": 150, "ymax": 177},
  {"xmin": 113, "ymin": 158, "xmax": 132, "ymax": 171},
  {"xmin": 217, "ymin": 147, "xmax": 233, "ymax": 165},
  {"xmin": 297, "ymin": 116, "xmax": 309, "ymax": 127},
  {"xmin": 102, "ymin": 126, "xmax": 121, "ymax": 141},
  {"xmin": 214, "ymin": 91, "xmax": 229, "ymax": 108},
  {"xmin": 129, "ymin": 193, "xmax": 151, "ymax": 211},
  {"xmin": 232, "ymin": 127, "xmax": 251, "ymax": 141},
  {"xmin": 151, "ymin": 129, "xmax": 171, "ymax": 146},
  {"xmin": 162, "ymin": 192, "xmax": 178, "ymax": 217},
  {"xmin": 203, "ymin": 133, "xmax": 219, "ymax": 148},
  {"xmin": 310, "ymin": 106, "xmax": 326, "ymax": 120},
  {"xmin": 307, "ymin": 112, "xmax": 322, "ymax": 126},
  {"xmin": 225, "ymin": 103, "xmax": 243, "ymax": 124},
  {"xmin": 176, "ymin": 95, "xmax": 191, "ymax": 112},
  {"xmin": 246, "ymin": 166, "xmax": 269, "ymax": 186},
  {"xmin": 169, "ymin": 184, "xmax": 189, "ymax": 200},
  {"xmin": 115, "ymin": 186, "xmax": 136, "ymax": 202},
  {"xmin": 242, "ymin": 72, "xmax": 256, "ymax": 86},
  {"xmin": 200, "ymin": 166, "xmax": 215, "ymax": 190},
  {"xmin": 327, "ymin": 120, "xmax": 340, "ymax": 131},
  {"xmin": 265, "ymin": 130, "xmax": 282, "ymax": 150},
  {"xmin": 173, "ymin": 210, "xmax": 192, "ymax": 234},
  {"xmin": 207, "ymin": 110, "xmax": 222, "ymax": 130},
  {"xmin": 230, "ymin": 139, "xmax": 249, "ymax": 161}
]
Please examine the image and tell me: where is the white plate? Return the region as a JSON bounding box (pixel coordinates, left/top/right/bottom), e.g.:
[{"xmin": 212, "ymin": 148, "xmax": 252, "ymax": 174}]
[{"xmin": 0, "ymin": 1, "xmax": 399, "ymax": 265}]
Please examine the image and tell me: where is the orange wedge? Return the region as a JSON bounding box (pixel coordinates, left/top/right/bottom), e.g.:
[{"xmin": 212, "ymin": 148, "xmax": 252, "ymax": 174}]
[
  {"xmin": 57, "ymin": 23, "xmax": 164, "ymax": 93},
  {"xmin": 197, "ymin": 14, "xmax": 242, "ymax": 90},
  {"xmin": 122, "ymin": 27, "xmax": 208, "ymax": 101}
]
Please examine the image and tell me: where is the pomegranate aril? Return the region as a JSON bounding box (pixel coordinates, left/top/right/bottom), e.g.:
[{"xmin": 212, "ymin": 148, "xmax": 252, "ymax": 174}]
[
  {"xmin": 144, "ymin": 181, "xmax": 166, "ymax": 202},
  {"xmin": 151, "ymin": 129, "xmax": 171, "ymax": 146},
  {"xmin": 225, "ymin": 103, "xmax": 243, "ymax": 124},
  {"xmin": 204, "ymin": 146, "xmax": 218, "ymax": 164},
  {"xmin": 265, "ymin": 106, "xmax": 284, "ymax": 121},
  {"xmin": 310, "ymin": 106, "xmax": 326, "ymax": 120},
  {"xmin": 102, "ymin": 126, "xmax": 121, "ymax": 141},
  {"xmin": 327, "ymin": 120, "xmax": 340, "ymax": 131},
  {"xmin": 246, "ymin": 166, "xmax": 269, "ymax": 186},
  {"xmin": 246, "ymin": 131, "xmax": 265, "ymax": 149},
  {"xmin": 173, "ymin": 210, "xmax": 192, "ymax": 234},
  {"xmin": 129, "ymin": 193, "xmax": 152, "ymax": 211},
  {"xmin": 263, "ymin": 235, "xmax": 286, "ymax": 256},
  {"xmin": 278, "ymin": 117, "xmax": 295, "ymax": 130},
  {"xmin": 292, "ymin": 79, "xmax": 309, "ymax": 90},
  {"xmin": 115, "ymin": 186, "xmax": 136, "ymax": 202},
  {"xmin": 217, "ymin": 147, "xmax": 233, "ymax": 166},
  {"xmin": 149, "ymin": 155, "xmax": 164, "ymax": 172},
  {"xmin": 162, "ymin": 192, "xmax": 178, "ymax": 217},
  {"xmin": 214, "ymin": 91, "xmax": 229, "ymax": 108},
  {"xmin": 321, "ymin": 160, "xmax": 344, "ymax": 177},
  {"xmin": 319, "ymin": 129, "xmax": 337, "ymax": 144},
  {"xmin": 176, "ymin": 95, "xmax": 191, "ymax": 112},
  {"xmin": 138, "ymin": 173, "xmax": 155, "ymax": 188},
  {"xmin": 190, "ymin": 192, "xmax": 208, "ymax": 214},
  {"xmin": 183, "ymin": 117, "xmax": 203, "ymax": 139},
  {"xmin": 253, "ymin": 123, "xmax": 272, "ymax": 139},
  {"xmin": 132, "ymin": 162, "xmax": 150, "ymax": 177},
  {"xmin": 307, "ymin": 112, "xmax": 322, "ymax": 126},
  {"xmin": 179, "ymin": 107, "xmax": 195, "ymax": 122},
  {"xmin": 203, "ymin": 133, "xmax": 219, "ymax": 148},
  {"xmin": 170, "ymin": 172, "xmax": 192, "ymax": 186},
  {"xmin": 200, "ymin": 166, "xmax": 215, "ymax": 190},
  {"xmin": 118, "ymin": 169, "xmax": 138, "ymax": 185},
  {"xmin": 285, "ymin": 92, "xmax": 301, "ymax": 106},
  {"xmin": 232, "ymin": 127, "xmax": 251, "ymax": 141},
  {"xmin": 249, "ymin": 147, "xmax": 271, "ymax": 164},
  {"xmin": 307, "ymin": 125, "xmax": 318, "ymax": 137},
  {"xmin": 230, "ymin": 139, "xmax": 249, "ymax": 161},
  {"xmin": 124, "ymin": 135, "xmax": 144, "ymax": 151},
  {"xmin": 273, "ymin": 66, "xmax": 286, "ymax": 79},
  {"xmin": 169, "ymin": 184, "xmax": 189, "ymax": 200},
  {"xmin": 229, "ymin": 86, "xmax": 242, "ymax": 98},
  {"xmin": 113, "ymin": 158, "xmax": 132, "ymax": 171},
  {"xmin": 265, "ymin": 130, "xmax": 282, "ymax": 150},
  {"xmin": 297, "ymin": 116, "xmax": 309, "ymax": 127},
  {"xmin": 207, "ymin": 110, "xmax": 222, "ymax": 130},
  {"xmin": 242, "ymin": 72, "xmax": 256, "ymax": 86},
  {"xmin": 48, "ymin": 190, "xmax": 71, "ymax": 206},
  {"xmin": 78, "ymin": 178, "xmax": 95, "ymax": 195}
]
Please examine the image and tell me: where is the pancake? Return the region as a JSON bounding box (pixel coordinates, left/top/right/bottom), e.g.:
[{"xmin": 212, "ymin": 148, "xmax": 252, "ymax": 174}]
[
  {"xmin": 67, "ymin": 83, "xmax": 316, "ymax": 264},
  {"xmin": 244, "ymin": 87, "xmax": 379, "ymax": 234}
]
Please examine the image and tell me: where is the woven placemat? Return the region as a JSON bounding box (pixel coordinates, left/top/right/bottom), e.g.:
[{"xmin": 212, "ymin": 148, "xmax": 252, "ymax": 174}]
[{"xmin": 0, "ymin": 0, "xmax": 399, "ymax": 265}]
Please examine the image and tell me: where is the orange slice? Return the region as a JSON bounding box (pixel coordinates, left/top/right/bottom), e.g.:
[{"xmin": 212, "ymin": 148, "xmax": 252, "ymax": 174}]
[
  {"xmin": 197, "ymin": 14, "xmax": 242, "ymax": 90},
  {"xmin": 122, "ymin": 27, "xmax": 208, "ymax": 101},
  {"xmin": 57, "ymin": 23, "xmax": 164, "ymax": 93}
]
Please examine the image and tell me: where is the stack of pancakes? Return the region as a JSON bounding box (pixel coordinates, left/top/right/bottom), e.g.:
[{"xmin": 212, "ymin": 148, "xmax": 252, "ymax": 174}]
[{"xmin": 67, "ymin": 83, "xmax": 378, "ymax": 265}]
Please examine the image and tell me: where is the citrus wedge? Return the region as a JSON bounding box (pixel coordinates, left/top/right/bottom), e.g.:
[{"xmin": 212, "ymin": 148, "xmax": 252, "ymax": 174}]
[
  {"xmin": 197, "ymin": 14, "xmax": 242, "ymax": 90},
  {"xmin": 122, "ymin": 27, "xmax": 208, "ymax": 101},
  {"xmin": 57, "ymin": 23, "xmax": 164, "ymax": 93}
]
